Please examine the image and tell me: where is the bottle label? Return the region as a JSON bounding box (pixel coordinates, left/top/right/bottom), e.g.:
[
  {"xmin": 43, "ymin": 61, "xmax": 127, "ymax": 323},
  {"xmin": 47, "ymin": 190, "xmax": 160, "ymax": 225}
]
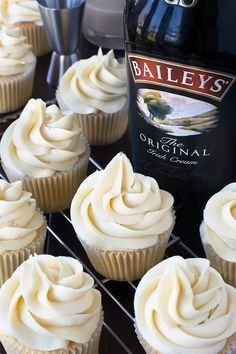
[
  {"xmin": 127, "ymin": 51, "xmax": 236, "ymax": 191},
  {"xmin": 128, "ymin": 54, "xmax": 235, "ymax": 101},
  {"xmin": 164, "ymin": 0, "xmax": 199, "ymax": 8}
]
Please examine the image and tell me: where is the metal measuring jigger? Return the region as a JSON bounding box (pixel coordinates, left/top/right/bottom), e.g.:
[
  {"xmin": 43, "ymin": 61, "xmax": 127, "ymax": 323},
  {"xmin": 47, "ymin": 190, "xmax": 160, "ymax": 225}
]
[{"xmin": 36, "ymin": 0, "xmax": 85, "ymax": 87}]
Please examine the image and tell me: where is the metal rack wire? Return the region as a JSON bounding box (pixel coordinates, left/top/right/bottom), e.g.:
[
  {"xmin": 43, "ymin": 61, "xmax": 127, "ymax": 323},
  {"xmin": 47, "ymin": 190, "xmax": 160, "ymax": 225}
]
[{"xmin": 0, "ymin": 107, "xmax": 200, "ymax": 354}]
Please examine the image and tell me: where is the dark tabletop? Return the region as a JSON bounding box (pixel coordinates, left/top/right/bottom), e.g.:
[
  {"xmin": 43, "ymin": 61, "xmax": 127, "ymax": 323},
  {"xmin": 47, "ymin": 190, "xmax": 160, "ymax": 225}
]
[{"xmin": 0, "ymin": 35, "xmax": 205, "ymax": 354}]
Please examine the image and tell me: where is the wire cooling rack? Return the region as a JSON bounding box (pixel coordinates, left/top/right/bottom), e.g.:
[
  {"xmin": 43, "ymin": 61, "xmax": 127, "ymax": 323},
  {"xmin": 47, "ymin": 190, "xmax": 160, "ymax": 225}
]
[{"xmin": 0, "ymin": 106, "xmax": 200, "ymax": 354}]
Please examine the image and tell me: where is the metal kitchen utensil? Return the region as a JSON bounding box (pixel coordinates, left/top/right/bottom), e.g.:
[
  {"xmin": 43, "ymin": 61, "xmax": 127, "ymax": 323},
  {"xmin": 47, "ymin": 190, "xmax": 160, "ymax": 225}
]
[{"xmin": 36, "ymin": 0, "xmax": 85, "ymax": 87}]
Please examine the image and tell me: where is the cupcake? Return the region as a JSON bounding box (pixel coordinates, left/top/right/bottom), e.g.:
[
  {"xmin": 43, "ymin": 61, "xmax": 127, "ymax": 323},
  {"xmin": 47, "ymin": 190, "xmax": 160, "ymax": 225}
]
[
  {"xmin": 0, "ymin": 254, "xmax": 103, "ymax": 354},
  {"xmin": 0, "ymin": 179, "xmax": 46, "ymax": 286},
  {"xmin": 57, "ymin": 48, "xmax": 128, "ymax": 146},
  {"xmin": 71, "ymin": 152, "xmax": 175, "ymax": 281},
  {"xmin": 200, "ymin": 183, "xmax": 236, "ymax": 287},
  {"xmin": 0, "ymin": 0, "xmax": 51, "ymax": 56},
  {"xmin": 134, "ymin": 256, "xmax": 236, "ymax": 354},
  {"xmin": 0, "ymin": 99, "xmax": 90, "ymax": 213},
  {"xmin": 0, "ymin": 26, "xmax": 36, "ymax": 114}
]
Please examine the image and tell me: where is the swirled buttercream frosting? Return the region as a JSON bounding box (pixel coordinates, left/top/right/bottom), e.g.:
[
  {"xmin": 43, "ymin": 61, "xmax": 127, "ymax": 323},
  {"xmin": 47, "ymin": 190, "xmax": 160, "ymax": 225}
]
[
  {"xmin": 134, "ymin": 256, "xmax": 236, "ymax": 354},
  {"xmin": 200, "ymin": 183, "xmax": 236, "ymax": 262},
  {"xmin": 0, "ymin": 26, "xmax": 35, "ymax": 76},
  {"xmin": 59, "ymin": 48, "xmax": 127, "ymax": 114},
  {"xmin": 71, "ymin": 152, "xmax": 174, "ymax": 250},
  {"xmin": 0, "ymin": 254, "xmax": 102, "ymax": 351},
  {"xmin": 0, "ymin": 180, "xmax": 44, "ymax": 254},
  {"xmin": 0, "ymin": 0, "xmax": 42, "ymax": 25},
  {"xmin": 0, "ymin": 99, "xmax": 88, "ymax": 178}
]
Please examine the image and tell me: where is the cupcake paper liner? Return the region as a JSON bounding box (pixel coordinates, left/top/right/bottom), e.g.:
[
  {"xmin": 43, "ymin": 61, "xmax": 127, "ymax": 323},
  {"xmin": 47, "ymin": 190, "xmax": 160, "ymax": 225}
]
[
  {"xmin": 79, "ymin": 224, "xmax": 174, "ymax": 282},
  {"xmin": 2, "ymin": 147, "xmax": 90, "ymax": 213},
  {"xmin": 18, "ymin": 23, "xmax": 51, "ymax": 57},
  {"xmin": 73, "ymin": 106, "xmax": 128, "ymax": 146},
  {"xmin": 56, "ymin": 89, "xmax": 128, "ymax": 146},
  {"xmin": 202, "ymin": 242, "xmax": 236, "ymax": 287},
  {"xmin": 135, "ymin": 322, "xmax": 236, "ymax": 354},
  {"xmin": 219, "ymin": 334, "xmax": 236, "ymax": 354},
  {"xmin": 0, "ymin": 219, "xmax": 47, "ymax": 287},
  {"xmin": 0, "ymin": 310, "xmax": 103, "ymax": 354},
  {"xmin": 0, "ymin": 63, "xmax": 36, "ymax": 114}
]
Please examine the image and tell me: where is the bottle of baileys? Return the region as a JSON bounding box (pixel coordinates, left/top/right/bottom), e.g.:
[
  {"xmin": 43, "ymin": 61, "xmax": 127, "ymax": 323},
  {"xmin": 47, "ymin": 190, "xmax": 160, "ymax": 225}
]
[{"xmin": 125, "ymin": 0, "xmax": 236, "ymax": 240}]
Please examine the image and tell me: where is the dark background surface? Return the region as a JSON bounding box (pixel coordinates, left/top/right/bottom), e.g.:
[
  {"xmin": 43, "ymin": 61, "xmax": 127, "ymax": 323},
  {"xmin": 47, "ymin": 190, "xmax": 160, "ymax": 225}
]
[{"xmin": 0, "ymin": 34, "xmax": 205, "ymax": 354}]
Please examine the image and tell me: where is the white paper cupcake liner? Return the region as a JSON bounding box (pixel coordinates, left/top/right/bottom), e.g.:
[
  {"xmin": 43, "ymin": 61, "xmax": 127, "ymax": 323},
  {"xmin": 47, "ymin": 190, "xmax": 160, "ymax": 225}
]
[
  {"xmin": 56, "ymin": 89, "xmax": 128, "ymax": 146},
  {"xmin": 0, "ymin": 310, "xmax": 103, "ymax": 354},
  {"xmin": 135, "ymin": 322, "xmax": 236, "ymax": 354},
  {"xmin": 0, "ymin": 63, "xmax": 36, "ymax": 114},
  {"xmin": 135, "ymin": 323, "xmax": 159, "ymax": 354},
  {"xmin": 73, "ymin": 106, "xmax": 128, "ymax": 146},
  {"xmin": 19, "ymin": 23, "xmax": 51, "ymax": 57},
  {"xmin": 2, "ymin": 147, "xmax": 90, "ymax": 213},
  {"xmin": 79, "ymin": 224, "xmax": 174, "ymax": 282},
  {"xmin": 219, "ymin": 334, "xmax": 236, "ymax": 354},
  {"xmin": 0, "ymin": 219, "xmax": 47, "ymax": 287},
  {"xmin": 202, "ymin": 242, "xmax": 236, "ymax": 287}
]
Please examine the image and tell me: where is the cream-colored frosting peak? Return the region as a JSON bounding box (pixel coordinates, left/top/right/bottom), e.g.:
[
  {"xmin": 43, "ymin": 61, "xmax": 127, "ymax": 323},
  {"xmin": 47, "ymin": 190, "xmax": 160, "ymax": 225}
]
[
  {"xmin": 134, "ymin": 256, "xmax": 236, "ymax": 354},
  {"xmin": 59, "ymin": 48, "xmax": 127, "ymax": 114},
  {"xmin": 0, "ymin": 180, "xmax": 44, "ymax": 254},
  {"xmin": 0, "ymin": 0, "xmax": 42, "ymax": 25},
  {"xmin": 71, "ymin": 152, "xmax": 174, "ymax": 250},
  {"xmin": 200, "ymin": 183, "xmax": 236, "ymax": 262},
  {"xmin": 0, "ymin": 99, "xmax": 88, "ymax": 178},
  {"xmin": 0, "ymin": 26, "xmax": 36, "ymax": 76},
  {"xmin": 0, "ymin": 254, "xmax": 102, "ymax": 351}
]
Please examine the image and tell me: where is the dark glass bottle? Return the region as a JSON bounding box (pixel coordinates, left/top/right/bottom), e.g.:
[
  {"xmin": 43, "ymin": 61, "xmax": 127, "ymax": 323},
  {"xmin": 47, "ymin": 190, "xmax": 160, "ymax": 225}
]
[{"xmin": 124, "ymin": 0, "xmax": 236, "ymax": 245}]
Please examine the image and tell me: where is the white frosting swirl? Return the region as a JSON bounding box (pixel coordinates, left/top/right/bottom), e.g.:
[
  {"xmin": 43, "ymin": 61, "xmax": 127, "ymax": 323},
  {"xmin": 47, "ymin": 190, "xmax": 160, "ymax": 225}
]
[
  {"xmin": 59, "ymin": 48, "xmax": 127, "ymax": 114},
  {"xmin": 0, "ymin": 99, "xmax": 88, "ymax": 178},
  {"xmin": 71, "ymin": 152, "xmax": 174, "ymax": 250},
  {"xmin": 0, "ymin": 0, "xmax": 42, "ymax": 25},
  {"xmin": 0, "ymin": 26, "xmax": 36, "ymax": 76},
  {"xmin": 200, "ymin": 183, "xmax": 236, "ymax": 262},
  {"xmin": 0, "ymin": 254, "xmax": 102, "ymax": 351},
  {"xmin": 134, "ymin": 256, "xmax": 236, "ymax": 354},
  {"xmin": 0, "ymin": 180, "xmax": 44, "ymax": 254}
]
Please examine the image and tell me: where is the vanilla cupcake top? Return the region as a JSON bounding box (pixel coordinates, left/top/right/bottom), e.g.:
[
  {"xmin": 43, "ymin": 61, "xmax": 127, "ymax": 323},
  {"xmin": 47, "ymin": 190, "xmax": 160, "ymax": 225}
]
[
  {"xmin": 0, "ymin": 0, "xmax": 42, "ymax": 25},
  {"xmin": 200, "ymin": 183, "xmax": 236, "ymax": 262},
  {"xmin": 71, "ymin": 152, "xmax": 174, "ymax": 250},
  {"xmin": 134, "ymin": 256, "xmax": 236, "ymax": 354},
  {"xmin": 0, "ymin": 254, "xmax": 102, "ymax": 351},
  {"xmin": 58, "ymin": 48, "xmax": 127, "ymax": 115},
  {"xmin": 0, "ymin": 26, "xmax": 36, "ymax": 76},
  {"xmin": 0, "ymin": 99, "xmax": 88, "ymax": 178},
  {"xmin": 0, "ymin": 180, "xmax": 44, "ymax": 254}
]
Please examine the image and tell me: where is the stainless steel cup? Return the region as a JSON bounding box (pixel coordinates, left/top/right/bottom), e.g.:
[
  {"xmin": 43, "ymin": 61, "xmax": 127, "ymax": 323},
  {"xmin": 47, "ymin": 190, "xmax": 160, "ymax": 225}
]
[{"xmin": 36, "ymin": 0, "xmax": 86, "ymax": 87}]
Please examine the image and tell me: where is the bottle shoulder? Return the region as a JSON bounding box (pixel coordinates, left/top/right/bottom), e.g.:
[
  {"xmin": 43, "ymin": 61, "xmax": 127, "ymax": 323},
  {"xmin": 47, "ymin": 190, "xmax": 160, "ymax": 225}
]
[{"xmin": 125, "ymin": 0, "xmax": 236, "ymax": 68}]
